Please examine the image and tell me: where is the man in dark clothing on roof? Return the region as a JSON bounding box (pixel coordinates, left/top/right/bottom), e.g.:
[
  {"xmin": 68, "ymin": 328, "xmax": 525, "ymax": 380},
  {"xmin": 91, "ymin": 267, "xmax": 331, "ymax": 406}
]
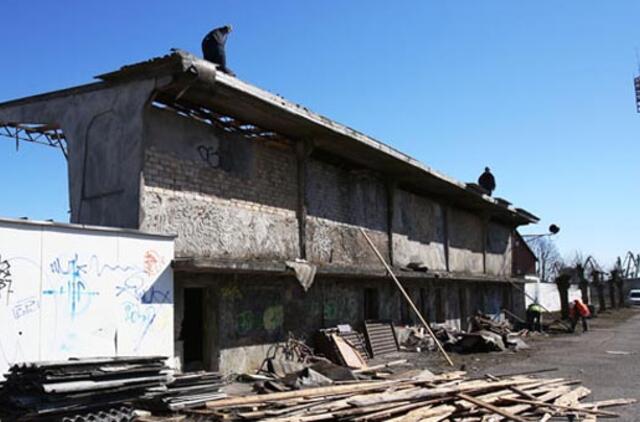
[
  {"xmin": 202, "ymin": 25, "xmax": 236, "ymax": 76},
  {"xmin": 478, "ymin": 167, "xmax": 496, "ymax": 195}
]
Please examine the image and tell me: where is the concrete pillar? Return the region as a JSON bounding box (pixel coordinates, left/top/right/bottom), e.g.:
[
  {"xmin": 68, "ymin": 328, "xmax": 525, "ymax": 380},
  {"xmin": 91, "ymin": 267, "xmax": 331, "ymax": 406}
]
[{"xmin": 295, "ymin": 140, "xmax": 312, "ymax": 259}]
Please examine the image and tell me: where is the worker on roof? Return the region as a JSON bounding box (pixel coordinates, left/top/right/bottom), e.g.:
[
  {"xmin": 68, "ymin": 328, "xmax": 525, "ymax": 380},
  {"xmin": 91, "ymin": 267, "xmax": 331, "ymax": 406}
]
[
  {"xmin": 569, "ymin": 298, "xmax": 591, "ymax": 333},
  {"xmin": 526, "ymin": 302, "xmax": 544, "ymax": 332},
  {"xmin": 202, "ymin": 25, "xmax": 236, "ymax": 76},
  {"xmin": 478, "ymin": 167, "xmax": 496, "ymax": 195}
]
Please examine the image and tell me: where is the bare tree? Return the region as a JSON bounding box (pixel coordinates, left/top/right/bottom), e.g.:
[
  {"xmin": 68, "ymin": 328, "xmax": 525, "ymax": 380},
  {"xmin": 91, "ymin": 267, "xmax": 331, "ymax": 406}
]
[{"xmin": 526, "ymin": 237, "xmax": 563, "ymax": 282}]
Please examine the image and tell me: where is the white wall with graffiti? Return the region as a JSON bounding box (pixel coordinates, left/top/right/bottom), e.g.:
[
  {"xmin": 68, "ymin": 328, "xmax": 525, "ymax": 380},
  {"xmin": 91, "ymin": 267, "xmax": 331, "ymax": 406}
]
[{"xmin": 0, "ymin": 218, "xmax": 174, "ymax": 378}]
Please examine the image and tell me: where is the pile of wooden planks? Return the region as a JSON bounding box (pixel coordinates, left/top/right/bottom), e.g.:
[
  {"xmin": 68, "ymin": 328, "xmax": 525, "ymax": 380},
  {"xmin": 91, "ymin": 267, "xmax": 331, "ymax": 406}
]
[
  {"xmin": 0, "ymin": 356, "xmax": 172, "ymax": 420},
  {"xmin": 187, "ymin": 370, "xmax": 635, "ymax": 421}
]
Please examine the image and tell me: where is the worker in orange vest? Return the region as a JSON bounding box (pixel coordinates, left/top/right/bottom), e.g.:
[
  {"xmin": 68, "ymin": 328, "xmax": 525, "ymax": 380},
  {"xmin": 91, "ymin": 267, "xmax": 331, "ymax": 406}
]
[{"xmin": 569, "ymin": 298, "xmax": 590, "ymax": 333}]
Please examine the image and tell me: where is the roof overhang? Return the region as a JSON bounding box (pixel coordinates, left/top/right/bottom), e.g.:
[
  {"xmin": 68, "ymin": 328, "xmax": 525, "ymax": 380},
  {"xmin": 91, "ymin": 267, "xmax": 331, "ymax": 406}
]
[{"xmin": 1, "ymin": 50, "xmax": 539, "ymax": 226}]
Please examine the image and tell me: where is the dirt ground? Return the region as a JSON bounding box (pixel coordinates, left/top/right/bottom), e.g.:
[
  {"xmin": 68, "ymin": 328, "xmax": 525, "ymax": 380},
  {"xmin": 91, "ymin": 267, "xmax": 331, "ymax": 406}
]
[{"xmin": 385, "ymin": 307, "xmax": 640, "ymax": 420}]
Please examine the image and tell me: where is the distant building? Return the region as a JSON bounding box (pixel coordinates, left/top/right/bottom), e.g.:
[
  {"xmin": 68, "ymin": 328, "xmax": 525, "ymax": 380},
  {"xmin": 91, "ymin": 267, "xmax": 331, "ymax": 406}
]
[
  {"xmin": 0, "ymin": 51, "xmax": 539, "ymax": 373},
  {"xmin": 511, "ymin": 231, "xmax": 537, "ymax": 277}
]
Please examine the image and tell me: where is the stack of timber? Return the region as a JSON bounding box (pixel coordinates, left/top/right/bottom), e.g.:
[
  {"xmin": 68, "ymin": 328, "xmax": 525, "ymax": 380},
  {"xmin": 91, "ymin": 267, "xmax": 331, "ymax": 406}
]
[
  {"xmin": 186, "ymin": 370, "xmax": 635, "ymax": 421},
  {"xmin": 142, "ymin": 371, "xmax": 227, "ymax": 411},
  {"xmin": 0, "ymin": 356, "xmax": 171, "ymax": 420}
]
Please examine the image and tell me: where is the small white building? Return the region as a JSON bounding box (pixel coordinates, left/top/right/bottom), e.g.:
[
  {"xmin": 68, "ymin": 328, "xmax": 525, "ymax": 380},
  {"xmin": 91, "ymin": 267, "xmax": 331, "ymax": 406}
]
[{"xmin": 0, "ymin": 218, "xmax": 174, "ymax": 377}]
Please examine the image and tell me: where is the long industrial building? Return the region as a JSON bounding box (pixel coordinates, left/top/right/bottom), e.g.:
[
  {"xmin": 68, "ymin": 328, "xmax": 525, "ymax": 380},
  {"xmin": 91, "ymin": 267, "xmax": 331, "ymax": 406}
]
[{"xmin": 0, "ymin": 50, "xmax": 539, "ymax": 373}]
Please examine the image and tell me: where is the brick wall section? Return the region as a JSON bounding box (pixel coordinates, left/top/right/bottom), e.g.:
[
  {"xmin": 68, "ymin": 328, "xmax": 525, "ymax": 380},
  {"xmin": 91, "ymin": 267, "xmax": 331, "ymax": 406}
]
[
  {"xmin": 306, "ymin": 158, "xmax": 389, "ymax": 267},
  {"xmin": 143, "ymin": 146, "xmax": 297, "ymax": 213},
  {"xmin": 139, "ymin": 107, "xmax": 300, "ymax": 259}
]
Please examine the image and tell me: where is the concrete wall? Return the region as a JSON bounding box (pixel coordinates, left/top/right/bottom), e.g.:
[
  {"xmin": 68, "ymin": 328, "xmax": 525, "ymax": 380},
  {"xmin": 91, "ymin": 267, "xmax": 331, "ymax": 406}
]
[
  {"xmin": 486, "ymin": 222, "xmax": 512, "ymax": 276},
  {"xmin": 140, "ymin": 107, "xmax": 299, "ymax": 259},
  {"xmin": 0, "ymin": 79, "xmax": 162, "ymax": 229},
  {"xmin": 448, "ymin": 208, "xmax": 484, "ymax": 274},
  {"xmin": 392, "ymin": 190, "xmax": 447, "ymax": 270},
  {"xmin": 174, "ymin": 272, "xmax": 522, "ymax": 374},
  {"xmin": 306, "ymin": 159, "xmax": 388, "ymax": 267},
  {"xmin": 0, "ymin": 219, "xmax": 174, "ymax": 378}
]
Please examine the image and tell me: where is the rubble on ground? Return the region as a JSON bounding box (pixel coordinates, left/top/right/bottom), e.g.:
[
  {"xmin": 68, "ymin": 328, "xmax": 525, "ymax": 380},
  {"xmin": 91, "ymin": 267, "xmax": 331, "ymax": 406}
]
[
  {"xmin": 399, "ymin": 311, "xmax": 532, "ymax": 354},
  {"xmin": 0, "ymin": 356, "xmax": 171, "ymax": 420},
  {"xmin": 185, "ymin": 370, "xmax": 636, "ymax": 421}
]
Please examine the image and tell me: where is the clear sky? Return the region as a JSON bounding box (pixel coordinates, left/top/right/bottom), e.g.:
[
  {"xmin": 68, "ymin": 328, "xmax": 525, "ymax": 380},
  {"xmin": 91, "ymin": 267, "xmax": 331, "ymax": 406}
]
[{"xmin": 1, "ymin": 1, "xmax": 639, "ymax": 269}]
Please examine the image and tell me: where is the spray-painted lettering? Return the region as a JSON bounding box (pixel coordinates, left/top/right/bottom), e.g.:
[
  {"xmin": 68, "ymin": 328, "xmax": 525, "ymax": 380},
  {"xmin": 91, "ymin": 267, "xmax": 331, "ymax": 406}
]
[{"xmin": 0, "ymin": 256, "xmax": 13, "ymax": 305}]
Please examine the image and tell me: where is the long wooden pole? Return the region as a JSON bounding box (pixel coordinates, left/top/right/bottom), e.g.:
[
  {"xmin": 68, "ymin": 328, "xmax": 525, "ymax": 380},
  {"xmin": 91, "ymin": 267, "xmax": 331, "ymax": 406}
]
[{"xmin": 359, "ymin": 228, "xmax": 454, "ymax": 366}]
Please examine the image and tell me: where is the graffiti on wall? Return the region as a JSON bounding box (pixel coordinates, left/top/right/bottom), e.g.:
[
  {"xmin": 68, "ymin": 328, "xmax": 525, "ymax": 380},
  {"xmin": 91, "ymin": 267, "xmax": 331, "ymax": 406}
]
[
  {"xmin": 234, "ymin": 305, "xmax": 284, "ymax": 337},
  {"xmin": 0, "ymin": 255, "xmax": 13, "ymax": 305},
  {"xmin": 44, "ymin": 254, "xmax": 100, "ymax": 319},
  {"xmin": 197, "ymin": 144, "xmax": 220, "ymax": 168},
  {"xmin": 0, "ymin": 229, "xmax": 174, "ymax": 378},
  {"xmin": 12, "ymin": 296, "xmax": 38, "ymax": 320}
]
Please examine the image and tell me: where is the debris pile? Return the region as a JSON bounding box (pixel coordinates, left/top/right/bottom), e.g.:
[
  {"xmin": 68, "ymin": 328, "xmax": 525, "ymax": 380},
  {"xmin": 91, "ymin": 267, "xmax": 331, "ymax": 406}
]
[
  {"xmin": 316, "ymin": 325, "xmax": 370, "ymax": 368},
  {"xmin": 142, "ymin": 371, "xmax": 227, "ymax": 411},
  {"xmin": 186, "ymin": 370, "xmax": 635, "ymax": 421},
  {"xmin": 399, "ymin": 312, "xmax": 530, "ymax": 354},
  {"xmin": 0, "ymin": 356, "xmax": 171, "ymax": 420}
]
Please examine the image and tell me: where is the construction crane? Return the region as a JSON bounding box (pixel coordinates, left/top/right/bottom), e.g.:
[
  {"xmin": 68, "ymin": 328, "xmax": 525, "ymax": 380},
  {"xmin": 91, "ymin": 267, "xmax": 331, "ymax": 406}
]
[{"xmin": 617, "ymin": 251, "xmax": 640, "ymax": 279}]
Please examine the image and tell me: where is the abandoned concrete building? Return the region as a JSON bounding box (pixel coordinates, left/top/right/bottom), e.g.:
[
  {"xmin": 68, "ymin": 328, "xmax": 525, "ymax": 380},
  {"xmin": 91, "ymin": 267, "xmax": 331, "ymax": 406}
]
[{"xmin": 0, "ymin": 50, "xmax": 539, "ymax": 373}]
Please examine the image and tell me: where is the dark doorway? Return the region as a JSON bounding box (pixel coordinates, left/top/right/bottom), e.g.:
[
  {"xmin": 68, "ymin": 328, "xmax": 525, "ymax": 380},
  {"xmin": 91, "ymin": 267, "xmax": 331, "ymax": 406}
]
[
  {"xmin": 182, "ymin": 288, "xmax": 204, "ymax": 370},
  {"xmin": 364, "ymin": 288, "xmax": 379, "ymax": 320}
]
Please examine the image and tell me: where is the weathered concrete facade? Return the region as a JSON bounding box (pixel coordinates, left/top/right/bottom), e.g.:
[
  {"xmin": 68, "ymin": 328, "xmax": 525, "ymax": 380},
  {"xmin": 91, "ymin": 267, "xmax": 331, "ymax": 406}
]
[
  {"xmin": 0, "ymin": 51, "xmax": 538, "ymax": 373},
  {"xmin": 175, "ymin": 272, "xmax": 522, "ymax": 374}
]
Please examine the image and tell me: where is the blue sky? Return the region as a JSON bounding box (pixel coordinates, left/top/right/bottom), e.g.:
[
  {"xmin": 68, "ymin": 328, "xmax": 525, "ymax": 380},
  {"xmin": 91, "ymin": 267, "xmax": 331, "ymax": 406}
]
[{"xmin": 1, "ymin": 1, "xmax": 639, "ymax": 268}]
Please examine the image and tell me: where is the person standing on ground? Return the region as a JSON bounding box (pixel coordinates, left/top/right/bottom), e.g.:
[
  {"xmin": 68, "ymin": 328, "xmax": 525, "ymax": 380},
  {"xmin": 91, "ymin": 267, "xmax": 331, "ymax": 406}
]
[
  {"xmin": 202, "ymin": 25, "xmax": 236, "ymax": 76},
  {"xmin": 569, "ymin": 298, "xmax": 590, "ymax": 333},
  {"xmin": 478, "ymin": 167, "xmax": 496, "ymax": 195},
  {"xmin": 526, "ymin": 302, "xmax": 543, "ymax": 332}
]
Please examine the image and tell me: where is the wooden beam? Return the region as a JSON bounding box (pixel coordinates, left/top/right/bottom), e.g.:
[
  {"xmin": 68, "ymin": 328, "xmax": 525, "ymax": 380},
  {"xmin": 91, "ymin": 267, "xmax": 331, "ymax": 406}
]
[
  {"xmin": 205, "ymin": 380, "xmax": 397, "ymax": 408},
  {"xmin": 456, "ymin": 392, "xmax": 529, "ymax": 422}
]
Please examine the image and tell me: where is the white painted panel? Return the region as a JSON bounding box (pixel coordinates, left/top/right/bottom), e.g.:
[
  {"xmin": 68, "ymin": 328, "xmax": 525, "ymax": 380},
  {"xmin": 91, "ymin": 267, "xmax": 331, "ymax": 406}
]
[
  {"xmin": 0, "ymin": 220, "xmax": 174, "ymax": 379},
  {"xmin": 40, "ymin": 229, "xmax": 120, "ymax": 360},
  {"xmin": 114, "ymin": 237, "xmax": 173, "ymax": 357},
  {"xmin": 0, "ymin": 225, "xmax": 42, "ymax": 371},
  {"xmin": 525, "ymin": 281, "xmax": 582, "ymax": 312}
]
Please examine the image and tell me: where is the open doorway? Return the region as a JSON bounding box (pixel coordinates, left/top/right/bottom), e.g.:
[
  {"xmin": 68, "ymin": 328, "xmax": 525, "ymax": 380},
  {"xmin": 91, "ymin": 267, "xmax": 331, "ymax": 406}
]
[
  {"xmin": 182, "ymin": 287, "xmax": 205, "ymax": 371},
  {"xmin": 364, "ymin": 288, "xmax": 379, "ymax": 320}
]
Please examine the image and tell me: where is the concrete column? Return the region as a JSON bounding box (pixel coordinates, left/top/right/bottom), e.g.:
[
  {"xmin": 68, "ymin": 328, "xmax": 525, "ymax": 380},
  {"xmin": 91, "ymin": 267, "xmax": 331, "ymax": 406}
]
[
  {"xmin": 482, "ymin": 214, "xmax": 489, "ymax": 274},
  {"xmin": 295, "ymin": 140, "xmax": 313, "ymax": 259},
  {"xmin": 385, "ymin": 180, "xmax": 396, "ymax": 266},
  {"xmin": 443, "ymin": 205, "xmax": 450, "ymax": 272}
]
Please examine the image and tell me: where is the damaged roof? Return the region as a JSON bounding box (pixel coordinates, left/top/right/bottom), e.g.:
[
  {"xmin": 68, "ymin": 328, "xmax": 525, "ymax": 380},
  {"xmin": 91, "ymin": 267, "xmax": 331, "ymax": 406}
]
[{"xmin": 1, "ymin": 50, "xmax": 538, "ymax": 226}]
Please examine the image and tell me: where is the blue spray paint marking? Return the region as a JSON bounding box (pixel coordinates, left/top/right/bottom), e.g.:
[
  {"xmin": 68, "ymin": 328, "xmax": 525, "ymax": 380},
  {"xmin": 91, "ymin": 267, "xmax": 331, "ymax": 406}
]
[
  {"xmin": 116, "ymin": 274, "xmax": 170, "ymax": 304},
  {"xmin": 45, "ymin": 254, "xmax": 99, "ymax": 319}
]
